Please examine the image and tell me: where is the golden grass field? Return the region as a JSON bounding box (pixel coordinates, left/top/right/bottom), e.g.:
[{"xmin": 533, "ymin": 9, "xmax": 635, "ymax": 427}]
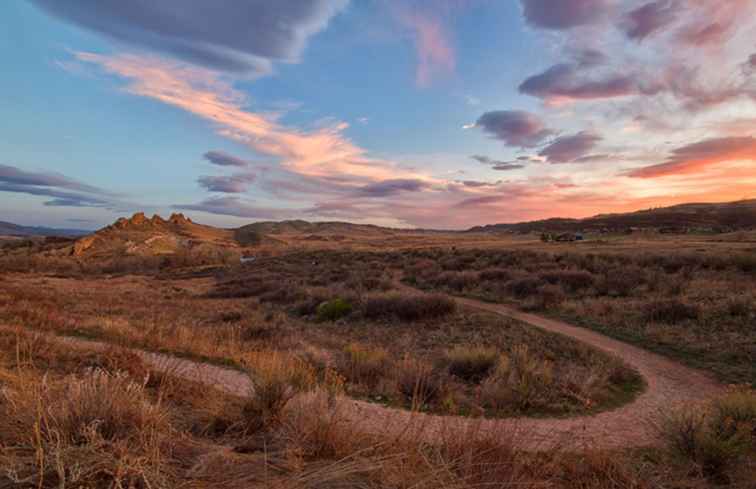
[{"xmin": 0, "ymin": 231, "xmax": 754, "ymax": 487}]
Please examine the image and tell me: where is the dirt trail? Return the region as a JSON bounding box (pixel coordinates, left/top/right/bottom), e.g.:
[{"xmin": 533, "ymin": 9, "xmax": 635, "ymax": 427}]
[{"xmin": 57, "ymin": 284, "xmax": 725, "ymax": 451}]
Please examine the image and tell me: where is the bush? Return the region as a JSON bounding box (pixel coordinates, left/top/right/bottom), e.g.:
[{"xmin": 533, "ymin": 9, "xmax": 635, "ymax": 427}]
[
  {"xmin": 645, "ymin": 299, "xmax": 700, "ymax": 323},
  {"xmin": 526, "ymin": 284, "xmax": 566, "ymax": 310},
  {"xmin": 657, "ymin": 388, "xmax": 755, "ymax": 481},
  {"xmin": 505, "ymin": 276, "xmax": 543, "ymax": 298},
  {"xmin": 479, "ymin": 268, "xmax": 513, "ymax": 282},
  {"xmin": 539, "ymin": 270, "xmax": 594, "ymax": 292},
  {"xmin": 732, "ymin": 253, "xmax": 756, "ymax": 274},
  {"xmin": 445, "ymin": 345, "xmax": 499, "ymax": 382},
  {"xmin": 433, "ymin": 271, "xmax": 478, "ymax": 291},
  {"xmin": 362, "ymin": 293, "xmax": 456, "ymax": 322},
  {"xmin": 316, "ymin": 298, "xmax": 353, "ymax": 321},
  {"xmin": 596, "ymin": 266, "xmax": 645, "ymax": 297}
]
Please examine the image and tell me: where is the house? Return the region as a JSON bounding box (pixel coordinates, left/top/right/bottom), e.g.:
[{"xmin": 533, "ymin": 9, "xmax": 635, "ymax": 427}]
[{"xmin": 240, "ymin": 255, "xmax": 256, "ymax": 264}]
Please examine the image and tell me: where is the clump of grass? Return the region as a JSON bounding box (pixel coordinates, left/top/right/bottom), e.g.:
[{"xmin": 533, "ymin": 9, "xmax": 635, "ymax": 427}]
[
  {"xmin": 339, "ymin": 343, "xmax": 390, "ymax": 387},
  {"xmin": 444, "ymin": 345, "xmax": 498, "ymax": 382},
  {"xmin": 396, "ymin": 356, "xmax": 444, "ymax": 408},
  {"xmin": 0, "ymin": 369, "xmax": 174, "ymax": 488},
  {"xmin": 316, "ymin": 298, "xmax": 353, "ymax": 321},
  {"xmin": 481, "ymin": 345, "xmax": 555, "ymax": 412},
  {"xmin": 242, "ymin": 352, "xmax": 316, "ymax": 431}
]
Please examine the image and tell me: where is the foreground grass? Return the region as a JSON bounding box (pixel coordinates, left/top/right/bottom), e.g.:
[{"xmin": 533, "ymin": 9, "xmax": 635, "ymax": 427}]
[{"xmin": 0, "ymin": 325, "xmax": 753, "ymax": 488}]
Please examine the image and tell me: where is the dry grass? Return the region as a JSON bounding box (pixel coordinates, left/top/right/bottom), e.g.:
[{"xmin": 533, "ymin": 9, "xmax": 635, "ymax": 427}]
[
  {"xmin": 0, "ymin": 323, "xmax": 752, "ymax": 487},
  {"xmin": 402, "ymin": 247, "xmax": 756, "ymax": 385}
]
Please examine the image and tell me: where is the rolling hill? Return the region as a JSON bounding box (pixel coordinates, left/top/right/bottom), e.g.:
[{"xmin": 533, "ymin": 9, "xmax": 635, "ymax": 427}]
[
  {"xmin": 0, "ymin": 220, "xmax": 89, "ymax": 238},
  {"xmin": 468, "ymin": 199, "xmax": 756, "ymax": 234}
]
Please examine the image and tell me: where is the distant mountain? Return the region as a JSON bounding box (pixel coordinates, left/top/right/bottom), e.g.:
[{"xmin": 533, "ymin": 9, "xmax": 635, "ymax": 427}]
[
  {"xmin": 468, "ymin": 199, "xmax": 756, "ymax": 234},
  {"xmin": 0, "ymin": 220, "xmax": 90, "ymax": 238}
]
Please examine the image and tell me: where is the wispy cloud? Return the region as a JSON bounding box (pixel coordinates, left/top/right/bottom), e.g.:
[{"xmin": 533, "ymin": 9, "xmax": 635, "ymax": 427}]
[
  {"xmin": 539, "ymin": 131, "xmax": 603, "ymax": 164},
  {"xmin": 388, "ymin": 1, "xmax": 480, "ymax": 87},
  {"xmin": 628, "ymin": 137, "xmax": 756, "ymax": 178},
  {"xmin": 76, "ymin": 52, "xmax": 420, "ymax": 185},
  {"xmin": 0, "ymin": 164, "xmax": 122, "ymax": 208},
  {"xmin": 30, "ymin": 0, "xmax": 349, "ymax": 75}
]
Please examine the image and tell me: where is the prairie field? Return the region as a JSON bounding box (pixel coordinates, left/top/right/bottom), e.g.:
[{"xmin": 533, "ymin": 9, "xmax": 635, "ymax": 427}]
[{"xmin": 0, "ymin": 234, "xmax": 754, "ymax": 488}]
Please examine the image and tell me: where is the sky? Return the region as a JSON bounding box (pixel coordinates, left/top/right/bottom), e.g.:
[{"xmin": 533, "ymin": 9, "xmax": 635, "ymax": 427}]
[{"xmin": 1, "ymin": 0, "xmax": 756, "ymax": 230}]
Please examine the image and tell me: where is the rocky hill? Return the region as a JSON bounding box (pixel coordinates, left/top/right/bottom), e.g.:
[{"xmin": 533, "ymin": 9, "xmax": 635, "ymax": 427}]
[{"xmin": 72, "ymin": 212, "xmax": 237, "ymax": 257}]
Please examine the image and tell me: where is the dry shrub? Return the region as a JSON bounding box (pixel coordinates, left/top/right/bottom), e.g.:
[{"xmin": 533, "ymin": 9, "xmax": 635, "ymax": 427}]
[
  {"xmin": 479, "ymin": 267, "xmax": 513, "ymax": 282},
  {"xmin": 0, "ymin": 369, "xmax": 174, "ymax": 488},
  {"xmin": 657, "ymin": 388, "xmax": 755, "ymax": 482},
  {"xmin": 395, "ymin": 356, "xmax": 444, "ymax": 408},
  {"xmin": 505, "ymin": 276, "xmax": 543, "ymax": 298},
  {"xmin": 539, "ymin": 270, "xmax": 595, "ymax": 292},
  {"xmin": 362, "ymin": 293, "xmax": 456, "ymax": 322},
  {"xmin": 444, "ymin": 345, "xmax": 498, "ymax": 382},
  {"xmin": 526, "ymin": 284, "xmax": 566, "ymax": 310},
  {"xmin": 644, "ymin": 299, "xmax": 700, "ymax": 323},
  {"xmin": 433, "ymin": 271, "xmax": 478, "ymax": 291},
  {"xmin": 596, "ymin": 266, "xmax": 645, "ymax": 297},
  {"xmin": 481, "ymin": 345, "xmax": 555, "ymax": 412},
  {"xmin": 339, "ymin": 343, "xmax": 390, "ymax": 387},
  {"xmin": 282, "ymin": 390, "xmax": 373, "ymax": 461},
  {"xmin": 242, "ymin": 352, "xmax": 316, "ymax": 431}
]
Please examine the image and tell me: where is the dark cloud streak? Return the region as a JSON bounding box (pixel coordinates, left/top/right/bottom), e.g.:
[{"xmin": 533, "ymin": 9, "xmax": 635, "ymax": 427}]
[
  {"xmin": 203, "ymin": 151, "xmax": 251, "ymax": 168},
  {"xmin": 30, "ymin": 0, "xmax": 348, "ymax": 74},
  {"xmin": 472, "ymin": 111, "xmax": 552, "ymax": 147},
  {"xmin": 539, "ymin": 131, "xmax": 603, "ymax": 163}
]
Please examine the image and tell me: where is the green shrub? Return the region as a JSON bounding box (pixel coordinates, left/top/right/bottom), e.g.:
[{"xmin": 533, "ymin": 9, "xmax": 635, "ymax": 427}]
[
  {"xmin": 445, "ymin": 345, "xmax": 499, "ymax": 382},
  {"xmin": 316, "ymin": 298, "xmax": 353, "ymax": 321}
]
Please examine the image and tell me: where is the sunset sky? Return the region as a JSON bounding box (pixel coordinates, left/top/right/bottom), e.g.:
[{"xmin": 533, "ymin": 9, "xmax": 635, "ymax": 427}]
[{"xmin": 2, "ymin": 0, "xmax": 756, "ymax": 230}]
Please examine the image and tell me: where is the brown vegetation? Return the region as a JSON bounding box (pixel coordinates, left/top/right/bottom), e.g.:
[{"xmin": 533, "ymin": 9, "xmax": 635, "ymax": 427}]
[{"xmin": 402, "ymin": 247, "xmax": 756, "ymax": 385}]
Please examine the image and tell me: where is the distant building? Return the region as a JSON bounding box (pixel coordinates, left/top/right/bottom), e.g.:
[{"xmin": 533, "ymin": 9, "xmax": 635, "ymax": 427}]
[{"xmin": 240, "ymin": 255, "xmax": 256, "ymax": 264}]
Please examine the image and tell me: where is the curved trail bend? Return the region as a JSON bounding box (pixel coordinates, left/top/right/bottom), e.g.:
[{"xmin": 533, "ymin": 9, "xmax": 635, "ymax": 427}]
[{"xmin": 59, "ymin": 284, "xmax": 725, "ymax": 450}]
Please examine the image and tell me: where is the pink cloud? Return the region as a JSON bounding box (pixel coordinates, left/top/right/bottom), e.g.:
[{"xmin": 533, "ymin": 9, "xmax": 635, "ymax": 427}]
[
  {"xmin": 391, "ymin": 4, "xmax": 457, "ymax": 87},
  {"xmin": 76, "ymin": 52, "xmax": 421, "ymax": 185},
  {"xmin": 628, "ymin": 137, "xmax": 756, "ymax": 178},
  {"xmin": 73, "ymin": 51, "xmax": 756, "ymax": 229}
]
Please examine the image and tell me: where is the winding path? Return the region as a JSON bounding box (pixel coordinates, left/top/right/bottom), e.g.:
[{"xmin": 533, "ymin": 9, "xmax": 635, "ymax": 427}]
[{"xmin": 58, "ymin": 284, "xmax": 725, "ymax": 450}]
